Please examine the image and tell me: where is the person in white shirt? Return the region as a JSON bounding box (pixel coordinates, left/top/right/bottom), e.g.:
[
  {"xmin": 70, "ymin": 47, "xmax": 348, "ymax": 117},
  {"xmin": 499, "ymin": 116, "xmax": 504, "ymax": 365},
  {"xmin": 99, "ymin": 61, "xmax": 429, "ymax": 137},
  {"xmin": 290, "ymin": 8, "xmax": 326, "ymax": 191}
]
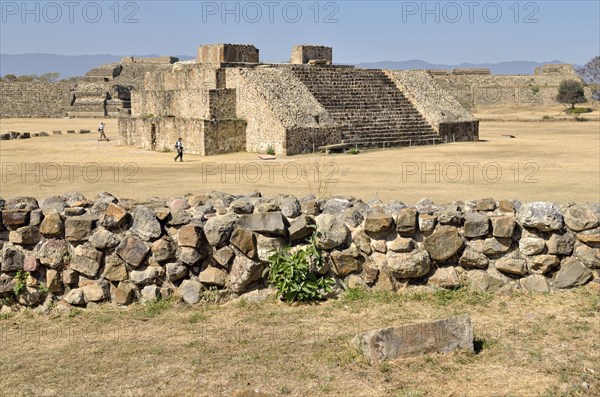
[{"xmin": 98, "ymin": 122, "xmax": 107, "ymax": 139}]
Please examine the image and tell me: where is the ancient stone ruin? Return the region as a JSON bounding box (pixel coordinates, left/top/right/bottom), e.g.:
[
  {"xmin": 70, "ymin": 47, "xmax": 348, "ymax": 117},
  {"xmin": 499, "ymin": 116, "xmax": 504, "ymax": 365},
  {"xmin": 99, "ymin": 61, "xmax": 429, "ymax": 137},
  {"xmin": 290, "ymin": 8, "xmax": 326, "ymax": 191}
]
[
  {"xmin": 431, "ymin": 63, "xmax": 588, "ymax": 108},
  {"xmin": 0, "ymin": 56, "xmax": 178, "ymax": 118},
  {"xmin": 118, "ymin": 44, "xmax": 480, "ymax": 156},
  {"xmin": 1, "ymin": 193, "xmax": 598, "ymax": 310}
]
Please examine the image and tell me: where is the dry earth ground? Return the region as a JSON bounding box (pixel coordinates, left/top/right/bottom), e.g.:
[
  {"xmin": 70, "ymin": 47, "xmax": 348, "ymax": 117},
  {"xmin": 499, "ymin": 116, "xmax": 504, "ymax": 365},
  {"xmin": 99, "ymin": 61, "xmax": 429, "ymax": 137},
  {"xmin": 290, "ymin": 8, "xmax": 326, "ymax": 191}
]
[
  {"xmin": 0, "ymin": 286, "xmax": 599, "ymax": 397},
  {"xmin": 1, "ymin": 110, "xmax": 599, "ymax": 203},
  {"xmin": 0, "ymin": 108, "xmax": 599, "ymax": 397}
]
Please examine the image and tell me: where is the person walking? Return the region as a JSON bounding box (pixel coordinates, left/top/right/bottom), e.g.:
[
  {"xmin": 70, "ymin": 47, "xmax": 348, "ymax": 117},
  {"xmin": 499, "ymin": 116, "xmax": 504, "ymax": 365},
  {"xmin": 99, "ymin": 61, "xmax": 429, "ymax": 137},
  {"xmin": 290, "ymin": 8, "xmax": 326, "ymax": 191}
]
[
  {"xmin": 174, "ymin": 137, "xmax": 184, "ymax": 162},
  {"xmin": 98, "ymin": 122, "xmax": 107, "ymax": 140}
]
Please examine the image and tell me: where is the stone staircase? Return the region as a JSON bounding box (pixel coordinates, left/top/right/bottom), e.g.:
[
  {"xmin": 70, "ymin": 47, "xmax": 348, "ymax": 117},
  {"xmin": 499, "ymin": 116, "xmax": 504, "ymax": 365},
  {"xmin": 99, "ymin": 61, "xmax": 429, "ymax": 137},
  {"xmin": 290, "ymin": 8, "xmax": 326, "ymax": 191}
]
[
  {"xmin": 290, "ymin": 66, "xmax": 442, "ymax": 148},
  {"xmin": 67, "ymin": 83, "xmax": 108, "ymax": 118},
  {"xmin": 67, "ymin": 64, "xmax": 131, "ymax": 118}
]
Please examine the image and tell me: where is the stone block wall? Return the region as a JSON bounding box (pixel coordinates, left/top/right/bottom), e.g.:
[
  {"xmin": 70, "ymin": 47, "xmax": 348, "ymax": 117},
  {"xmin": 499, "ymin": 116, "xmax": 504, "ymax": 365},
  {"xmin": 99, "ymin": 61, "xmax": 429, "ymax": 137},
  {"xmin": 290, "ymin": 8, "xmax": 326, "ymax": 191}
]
[
  {"xmin": 0, "ymin": 82, "xmax": 75, "ymax": 118},
  {"xmin": 224, "ymin": 66, "xmax": 338, "ymax": 155},
  {"xmin": 204, "ymin": 119, "xmax": 247, "ymax": 155},
  {"xmin": 121, "ymin": 56, "xmax": 179, "ymax": 65},
  {"xmin": 119, "ymin": 116, "xmax": 245, "ymax": 156},
  {"xmin": 432, "ymin": 64, "xmax": 588, "ymax": 108},
  {"xmin": 119, "ymin": 117, "xmax": 205, "ymax": 154},
  {"xmin": 0, "ymin": 193, "xmax": 598, "ymax": 310},
  {"xmin": 197, "ymin": 44, "xmax": 259, "ymax": 64},
  {"xmin": 0, "ymin": 57, "xmax": 178, "ymax": 119},
  {"xmin": 384, "ymin": 70, "xmax": 479, "ymax": 142},
  {"xmin": 131, "ymin": 64, "xmax": 220, "ymax": 119},
  {"xmin": 290, "ymin": 45, "xmax": 333, "ymax": 64},
  {"xmin": 285, "ymin": 127, "xmax": 341, "ymax": 155}
]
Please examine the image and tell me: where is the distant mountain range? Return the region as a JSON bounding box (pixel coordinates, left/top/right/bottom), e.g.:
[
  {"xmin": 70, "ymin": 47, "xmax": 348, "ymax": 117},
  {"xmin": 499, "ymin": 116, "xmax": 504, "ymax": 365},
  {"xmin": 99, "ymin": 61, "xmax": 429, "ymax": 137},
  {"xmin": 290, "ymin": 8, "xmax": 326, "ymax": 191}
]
[{"xmin": 0, "ymin": 53, "xmax": 577, "ymax": 79}]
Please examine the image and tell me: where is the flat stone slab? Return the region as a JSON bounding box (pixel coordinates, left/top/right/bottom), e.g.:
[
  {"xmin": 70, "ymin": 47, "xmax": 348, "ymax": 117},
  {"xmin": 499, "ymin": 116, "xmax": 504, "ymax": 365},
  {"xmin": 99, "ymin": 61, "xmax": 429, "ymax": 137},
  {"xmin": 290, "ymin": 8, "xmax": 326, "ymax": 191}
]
[
  {"xmin": 318, "ymin": 143, "xmax": 350, "ymax": 152},
  {"xmin": 258, "ymin": 155, "xmax": 276, "ymax": 160},
  {"xmin": 352, "ymin": 314, "xmax": 474, "ymax": 364},
  {"xmin": 52, "ymin": 131, "xmax": 62, "ymax": 135}
]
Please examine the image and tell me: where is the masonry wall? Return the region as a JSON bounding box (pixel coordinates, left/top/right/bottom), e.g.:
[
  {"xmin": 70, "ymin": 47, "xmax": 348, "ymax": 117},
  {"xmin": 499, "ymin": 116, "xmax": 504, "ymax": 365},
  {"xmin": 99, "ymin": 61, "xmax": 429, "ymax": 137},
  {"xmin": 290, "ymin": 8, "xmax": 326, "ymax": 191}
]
[
  {"xmin": 225, "ymin": 67, "xmax": 338, "ymax": 155},
  {"xmin": 0, "ymin": 194, "xmax": 598, "ymax": 310},
  {"xmin": 432, "ymin": 67, "xmax": 588, "ymax": 108},
  {"xmin": 119, "ymin": 117, "xmax": 206, "ymax": 154},
  {"xmin": 290, "ymin": 45, "xmax": 333, "ymax": 64},
  {"xmin": 0, "ymin": 82, "xmax": 74, "ymax": 118},
  {"xmin": 131, "ymin": 63, "xmax": 220, "ymax": 118},
  {"xmin": 385, "ymin": 70, "xmax": 479, "ymax": 142}
]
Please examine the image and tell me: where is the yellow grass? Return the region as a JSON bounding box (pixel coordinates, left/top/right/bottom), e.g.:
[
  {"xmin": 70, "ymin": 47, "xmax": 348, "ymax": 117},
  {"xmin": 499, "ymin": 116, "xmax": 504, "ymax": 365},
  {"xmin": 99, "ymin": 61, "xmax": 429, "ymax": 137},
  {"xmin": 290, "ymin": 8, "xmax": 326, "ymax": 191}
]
[
  {"xmin": 1, "ymin": 115, "xmax": 599, "ymax": 203},
  {"xmin": 0, "ymin": 286, "xmax": 598, "ymax": 396}
]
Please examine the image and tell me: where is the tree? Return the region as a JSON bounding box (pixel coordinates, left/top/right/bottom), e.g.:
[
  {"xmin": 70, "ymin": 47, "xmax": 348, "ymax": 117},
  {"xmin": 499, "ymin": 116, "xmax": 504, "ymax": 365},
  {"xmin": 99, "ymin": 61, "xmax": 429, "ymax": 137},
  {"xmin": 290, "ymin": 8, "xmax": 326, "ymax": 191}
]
[
  {"xmin": 556, "ymin": 79, "xmax": 586, "ymax": 109},
  {"xmin": 3, "ymin": 74, "xmax": 17, "ymax": 82},
  {"xmin": 577, "ymin": 56, "xmax": 600, "ymax": 83},
  {"xmin": 15, "ymin": 74, "xmax": 36, "ymax": 82},
  {"xmin": 39, "ymin": 72, "xmax": 60, "ymax": 82},
  {"xmin": 577, "ymin": 56, "xmax": 600, "ymax": 101}
]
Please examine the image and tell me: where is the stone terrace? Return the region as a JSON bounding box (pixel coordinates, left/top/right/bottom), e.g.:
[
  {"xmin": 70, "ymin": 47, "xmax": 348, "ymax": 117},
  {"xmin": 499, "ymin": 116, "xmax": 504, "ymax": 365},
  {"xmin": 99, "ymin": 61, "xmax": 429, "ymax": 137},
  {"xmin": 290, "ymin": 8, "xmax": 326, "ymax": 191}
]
[
  {"xmin": 290, "ymin": 65, "xmax": 442, "ymax": 148},
  {"xmin": 119, "ymin": 44, "xmax": 479, "ymax": 156}
]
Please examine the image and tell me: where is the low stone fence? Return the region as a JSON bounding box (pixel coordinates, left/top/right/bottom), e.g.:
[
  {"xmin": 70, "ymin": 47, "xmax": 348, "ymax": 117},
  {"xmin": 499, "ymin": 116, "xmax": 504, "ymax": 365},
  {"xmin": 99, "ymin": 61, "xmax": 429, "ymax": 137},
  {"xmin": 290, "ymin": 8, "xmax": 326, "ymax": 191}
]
[{"xmin": 0, "ymin": 193, "xmax": 598, "ymax": 311}]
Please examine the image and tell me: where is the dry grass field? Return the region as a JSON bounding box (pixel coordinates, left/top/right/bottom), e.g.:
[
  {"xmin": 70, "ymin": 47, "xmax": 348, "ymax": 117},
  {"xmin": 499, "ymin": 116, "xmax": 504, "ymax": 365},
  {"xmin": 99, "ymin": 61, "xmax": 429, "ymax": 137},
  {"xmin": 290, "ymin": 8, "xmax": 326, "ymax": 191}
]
[
  {"xmin": 1, "ymin": 110, "xmax": 599, "ymax": 204},
  {"xmin": 0, "ymin": 108, "xmax": 599, "ymax": 397},
  {"xmin": 0, "ymin": 286, "xmax": 598, "ymax": 397}
]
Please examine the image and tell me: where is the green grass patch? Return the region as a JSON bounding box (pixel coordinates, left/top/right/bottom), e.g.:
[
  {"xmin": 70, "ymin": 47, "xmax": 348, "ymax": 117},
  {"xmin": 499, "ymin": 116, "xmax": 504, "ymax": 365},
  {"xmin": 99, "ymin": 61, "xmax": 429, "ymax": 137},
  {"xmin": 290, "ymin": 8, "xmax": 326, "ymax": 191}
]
[
  {"xmin": 340, "ymin": 286, "xmax": 493, "ymax": 307},
  {"xmin": 143, "ymin": 297, "xmax": 175, "ymax": 318},
  {"xmin": 565, "ymin": 107, "xmax": 592, "ymax": 114}
]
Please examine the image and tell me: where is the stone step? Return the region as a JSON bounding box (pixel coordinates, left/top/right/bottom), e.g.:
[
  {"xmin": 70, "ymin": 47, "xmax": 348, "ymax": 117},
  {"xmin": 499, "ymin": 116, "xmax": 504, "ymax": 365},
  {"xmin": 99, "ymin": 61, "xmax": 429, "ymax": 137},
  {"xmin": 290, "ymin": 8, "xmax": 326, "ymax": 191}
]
[
  {"xmin": 343, "ymin": 132, "xmax": 439, "ymax": 142},
  {"xmin": 66, "ymin": 111, "xmax": 108, "ymax": 118},
  {"xmin": 342, "ymin": 137, "xmax": 443, "ymax": 148},
  {"xmin": 291, "ymin": 66, "xmax": 438, "ymax": 148}
]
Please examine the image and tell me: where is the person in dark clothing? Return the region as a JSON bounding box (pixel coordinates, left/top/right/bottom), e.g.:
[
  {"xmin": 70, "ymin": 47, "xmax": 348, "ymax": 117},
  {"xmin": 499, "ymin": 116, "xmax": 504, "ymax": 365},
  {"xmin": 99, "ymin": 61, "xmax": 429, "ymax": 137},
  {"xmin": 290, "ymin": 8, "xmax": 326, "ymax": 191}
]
[{"xmin": 174, "ymin": 138, "xmax": 184, "ymax": 162}]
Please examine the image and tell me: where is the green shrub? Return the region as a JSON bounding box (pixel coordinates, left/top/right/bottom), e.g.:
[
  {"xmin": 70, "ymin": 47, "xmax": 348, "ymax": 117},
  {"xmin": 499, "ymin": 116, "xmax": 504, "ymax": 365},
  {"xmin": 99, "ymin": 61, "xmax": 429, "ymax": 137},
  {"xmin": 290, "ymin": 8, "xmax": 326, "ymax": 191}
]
[
  {"xmin": 264, "ymin": 230, "xmax": 334, "ymax": 302},
  {"xmin": 266, "ymin": 145, "xmax": 276, "ymax": 156},
  {"xmin": 13, "ymin": 270, "xmax": 29, "ymax": 296},
  {"xmin": 347, "ymin": 147, "xmax": 360, "ymax": 155},
  {"xmin": 542, "ymin": 115, "xmax": 552, "ymax": 120}
]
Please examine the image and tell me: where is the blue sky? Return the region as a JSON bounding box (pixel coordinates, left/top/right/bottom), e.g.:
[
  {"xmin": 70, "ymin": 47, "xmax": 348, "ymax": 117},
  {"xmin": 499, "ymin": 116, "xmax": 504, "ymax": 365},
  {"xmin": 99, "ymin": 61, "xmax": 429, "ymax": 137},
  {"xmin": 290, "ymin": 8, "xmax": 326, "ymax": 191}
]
[{"xmin": 1, "ymin": 0, "xmax": 599, "ymax": 64}]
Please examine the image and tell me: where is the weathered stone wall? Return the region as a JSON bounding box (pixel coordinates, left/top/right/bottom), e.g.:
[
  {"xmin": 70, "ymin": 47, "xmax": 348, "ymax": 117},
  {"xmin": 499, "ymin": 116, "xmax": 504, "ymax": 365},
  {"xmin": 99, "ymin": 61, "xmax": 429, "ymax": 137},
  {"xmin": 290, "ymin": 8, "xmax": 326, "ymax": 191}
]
[
  {"xmin": 204, "ymin": 119, "xmax": 247, "ymax": 155},
  {"xmin": 385, "ymin": 70, "xmax": 479, "ymax": 142},
  {"xmin": 119, "ymin": 116, "xmax": 205, "ymax": 153},
  {"xmin": 0, "ymin": 82, "xmax": 74, "ymax": 118},
  {"xmin": 119, "ymin": 116, "xmax": 245, "ymax": 156},
  {"xmin": 432, "ymin": 64, "xmax": 588, "ymax": 108},
  {"xmin": 290, "ymin": 45, "xmax": 333, "ymax": 64},
  {"xmin": 224, "ymin": 66, "xmax": 338, "ymax": 155},
  {"xmin": 197, "ymin": 44, "xmax": 259, "ymax": 64},
  {"xmin": 121, "ymin": 56, "xmax": 179, "ymax": 65},
  {"xmin": 285, "ymin": 127, "xmax": 341, "ymax": 155},
  {"xmin": 131, "ymin": 63, "xmax": 220, "ymax": 118},
  {"xmin": 0, "ymin": 57, "xmax": 178, "ymax": 119},
  {"xmin": 0, "ymin": 193, "xmax": 598, "ymax": 310}
]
